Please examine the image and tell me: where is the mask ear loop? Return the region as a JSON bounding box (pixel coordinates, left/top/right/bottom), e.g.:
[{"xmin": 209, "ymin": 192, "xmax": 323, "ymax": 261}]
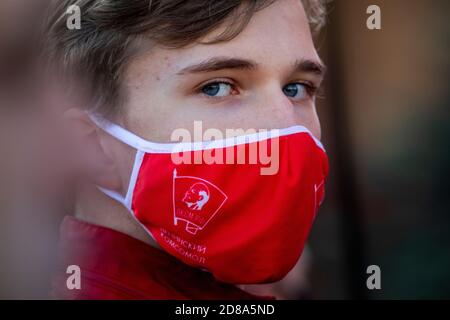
[
  {"xmin": 86, "ymin": 113, "xmax": 163, "ymax": 247},
  {"xmin": 87, "ymin": 113, "xmax": 145, "ymax": 210},
  {"xmin": 97, "ymin": 151, "xmax": 145, "ymax": 212},
  {"xmin": 96, "ymin": 148, "xmax": 145, "ymax": 210},
  {"xmin": 97, "ymin": 186, "xmax": 127, "ymax": 208},
  {"xmin": 88, "ymin": 113, "xmax": 145, "ymax": 150}
]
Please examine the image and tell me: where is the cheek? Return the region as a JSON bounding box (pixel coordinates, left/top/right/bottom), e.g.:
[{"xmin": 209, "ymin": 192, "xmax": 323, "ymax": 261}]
[
  {"xmin": 310, "ymin": 112, "xmax": 321, "ymax": 140},
  {"xmin": 312, "ymin": 122, "xmax": 321, "ymax": 141},
  {"xmin": 294, "ymin": 105, "xmax": 321, "ymax": 139}
]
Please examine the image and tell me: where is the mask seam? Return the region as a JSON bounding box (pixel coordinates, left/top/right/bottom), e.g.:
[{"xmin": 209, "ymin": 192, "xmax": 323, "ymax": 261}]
[{"xmin": 122, "ymin": 149, "xmax": 162, "ymax": 247}]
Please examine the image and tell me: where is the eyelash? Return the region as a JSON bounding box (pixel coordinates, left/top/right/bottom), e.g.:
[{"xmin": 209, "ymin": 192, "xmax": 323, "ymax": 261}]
[
  {"xmin": 197, "ymin": 79, "xmax": 237, "ymax": 97},
  {"xmin": 197, "ymin": 79, "xmax": 319, "ymax": 99},
  {"xmin": 298, "ymin": 81, "xmax": 319, "ymax": 97}
]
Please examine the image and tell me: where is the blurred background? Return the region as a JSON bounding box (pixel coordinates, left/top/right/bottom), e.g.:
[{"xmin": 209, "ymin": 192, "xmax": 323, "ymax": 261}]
[
  {"xmin": 0, "ymin": 0, "xmax": 449, "ymax": 299},
  {"xmin": 311, "ymin": 0, "xmax": 450, "ymax": 299}
]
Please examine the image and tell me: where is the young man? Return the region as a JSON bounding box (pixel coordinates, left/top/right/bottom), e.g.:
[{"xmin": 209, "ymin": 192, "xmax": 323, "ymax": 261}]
[{"xmin": 46, "ymin": 0, "xmax": 328, "ymax": 299}]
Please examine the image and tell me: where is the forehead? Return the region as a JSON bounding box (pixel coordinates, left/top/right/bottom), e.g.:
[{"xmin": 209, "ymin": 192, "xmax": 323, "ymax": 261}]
[{"xmin": 128, "ymin": 0, "xmax": 319, "ymax": 78}]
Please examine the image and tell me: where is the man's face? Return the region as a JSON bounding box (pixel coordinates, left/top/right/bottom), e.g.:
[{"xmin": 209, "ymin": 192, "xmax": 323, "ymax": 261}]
[{"xmin": 120, "ymin": 0, "xmax": 324, "ymax": 142}]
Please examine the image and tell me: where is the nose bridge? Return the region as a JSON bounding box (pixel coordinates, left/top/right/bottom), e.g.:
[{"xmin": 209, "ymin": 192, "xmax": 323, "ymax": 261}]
[{"xmin": 257, "ymin": 81, "xmax": 297, "ymax": 128}]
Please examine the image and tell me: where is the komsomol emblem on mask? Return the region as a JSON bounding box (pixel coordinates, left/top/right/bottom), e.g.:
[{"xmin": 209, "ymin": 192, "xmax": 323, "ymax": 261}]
[{"xmin": 173, "ymin": 169, "xmax": 228, "ymax": 235}]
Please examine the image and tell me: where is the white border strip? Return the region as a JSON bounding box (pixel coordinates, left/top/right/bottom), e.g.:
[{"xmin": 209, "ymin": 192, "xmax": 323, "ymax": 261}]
[
  {"xmin": 97, "ymin": 149, "xmax": 160, "ymax": 246},
  {"xmin": 124, "ymin": 150, "xmax": 145, "ymax": 209},
  {"xmin": 90, "ymin": 115, "xmax": 325, "ymax": 153}
]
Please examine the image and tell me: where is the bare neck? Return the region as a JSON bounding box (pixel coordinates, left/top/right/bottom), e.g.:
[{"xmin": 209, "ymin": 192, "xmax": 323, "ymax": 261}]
[{"xmin": 74, "ymin": 184, "xmax": 160, "ymax": 249}]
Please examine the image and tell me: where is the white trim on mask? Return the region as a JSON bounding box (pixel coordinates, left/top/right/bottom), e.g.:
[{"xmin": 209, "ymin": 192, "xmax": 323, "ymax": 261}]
[
  {"xmin": 99, "ymin": 149, "xmax": 160, "ymax": 245},
  {"xmin": 97, "ymin": 149, "xmax": 144, "ymax": 210},
  {"xmin": 89, "ymin": 114, "xmax": 325, "ymax": 153},
  {"xmin": 124, "ymin": 150, "xmax": 145, "ymax": 208}
]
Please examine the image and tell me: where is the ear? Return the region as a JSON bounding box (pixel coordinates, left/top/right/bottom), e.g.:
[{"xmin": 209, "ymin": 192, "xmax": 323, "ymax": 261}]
[{"xmin": 62, "ymin": 109, "xmax": 123, "ymax": 191}]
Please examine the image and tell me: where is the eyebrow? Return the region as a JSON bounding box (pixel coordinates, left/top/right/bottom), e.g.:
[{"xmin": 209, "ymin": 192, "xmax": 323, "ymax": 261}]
[
  {"xmin": 176, "ymin": 57, "xmax": 258, "ymax": 75},
  {"xmin": 293, "ymin": 59, "xmax": 327, "ymax": 76},
  {"xmin": 176, "ymin": 56, "xmax": 326, "ymax": 78}
]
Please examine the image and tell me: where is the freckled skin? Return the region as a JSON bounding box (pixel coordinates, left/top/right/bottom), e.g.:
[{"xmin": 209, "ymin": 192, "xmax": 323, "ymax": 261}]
[{"xmin": 120, "ymin": 0, "xmax": 322, "ymax": 142}]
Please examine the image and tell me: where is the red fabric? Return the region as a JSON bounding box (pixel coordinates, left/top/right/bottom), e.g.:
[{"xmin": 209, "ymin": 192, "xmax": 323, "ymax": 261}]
[
  {"xmin": 51, "ymin": 216, "xmax": 275, "ymax": 300},
  {"xmin": 134, "ymin": 132, "xmax": 328, "ymax": 283}
]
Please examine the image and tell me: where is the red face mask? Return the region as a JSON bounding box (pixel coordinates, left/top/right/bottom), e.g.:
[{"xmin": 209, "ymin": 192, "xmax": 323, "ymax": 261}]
[{"xmin": 92, "ymin": 117, "xmax": 329, "ymax": 284}]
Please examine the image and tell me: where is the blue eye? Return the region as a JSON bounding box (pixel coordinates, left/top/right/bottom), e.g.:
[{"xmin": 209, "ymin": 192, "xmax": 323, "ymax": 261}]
[
  {"xmin": 201, "ymin": 82, "xmax": 233, "ymax": 97},
  {"xmin": 283, "ymin": 83, "xmax": 308, "ymax": 100}
]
